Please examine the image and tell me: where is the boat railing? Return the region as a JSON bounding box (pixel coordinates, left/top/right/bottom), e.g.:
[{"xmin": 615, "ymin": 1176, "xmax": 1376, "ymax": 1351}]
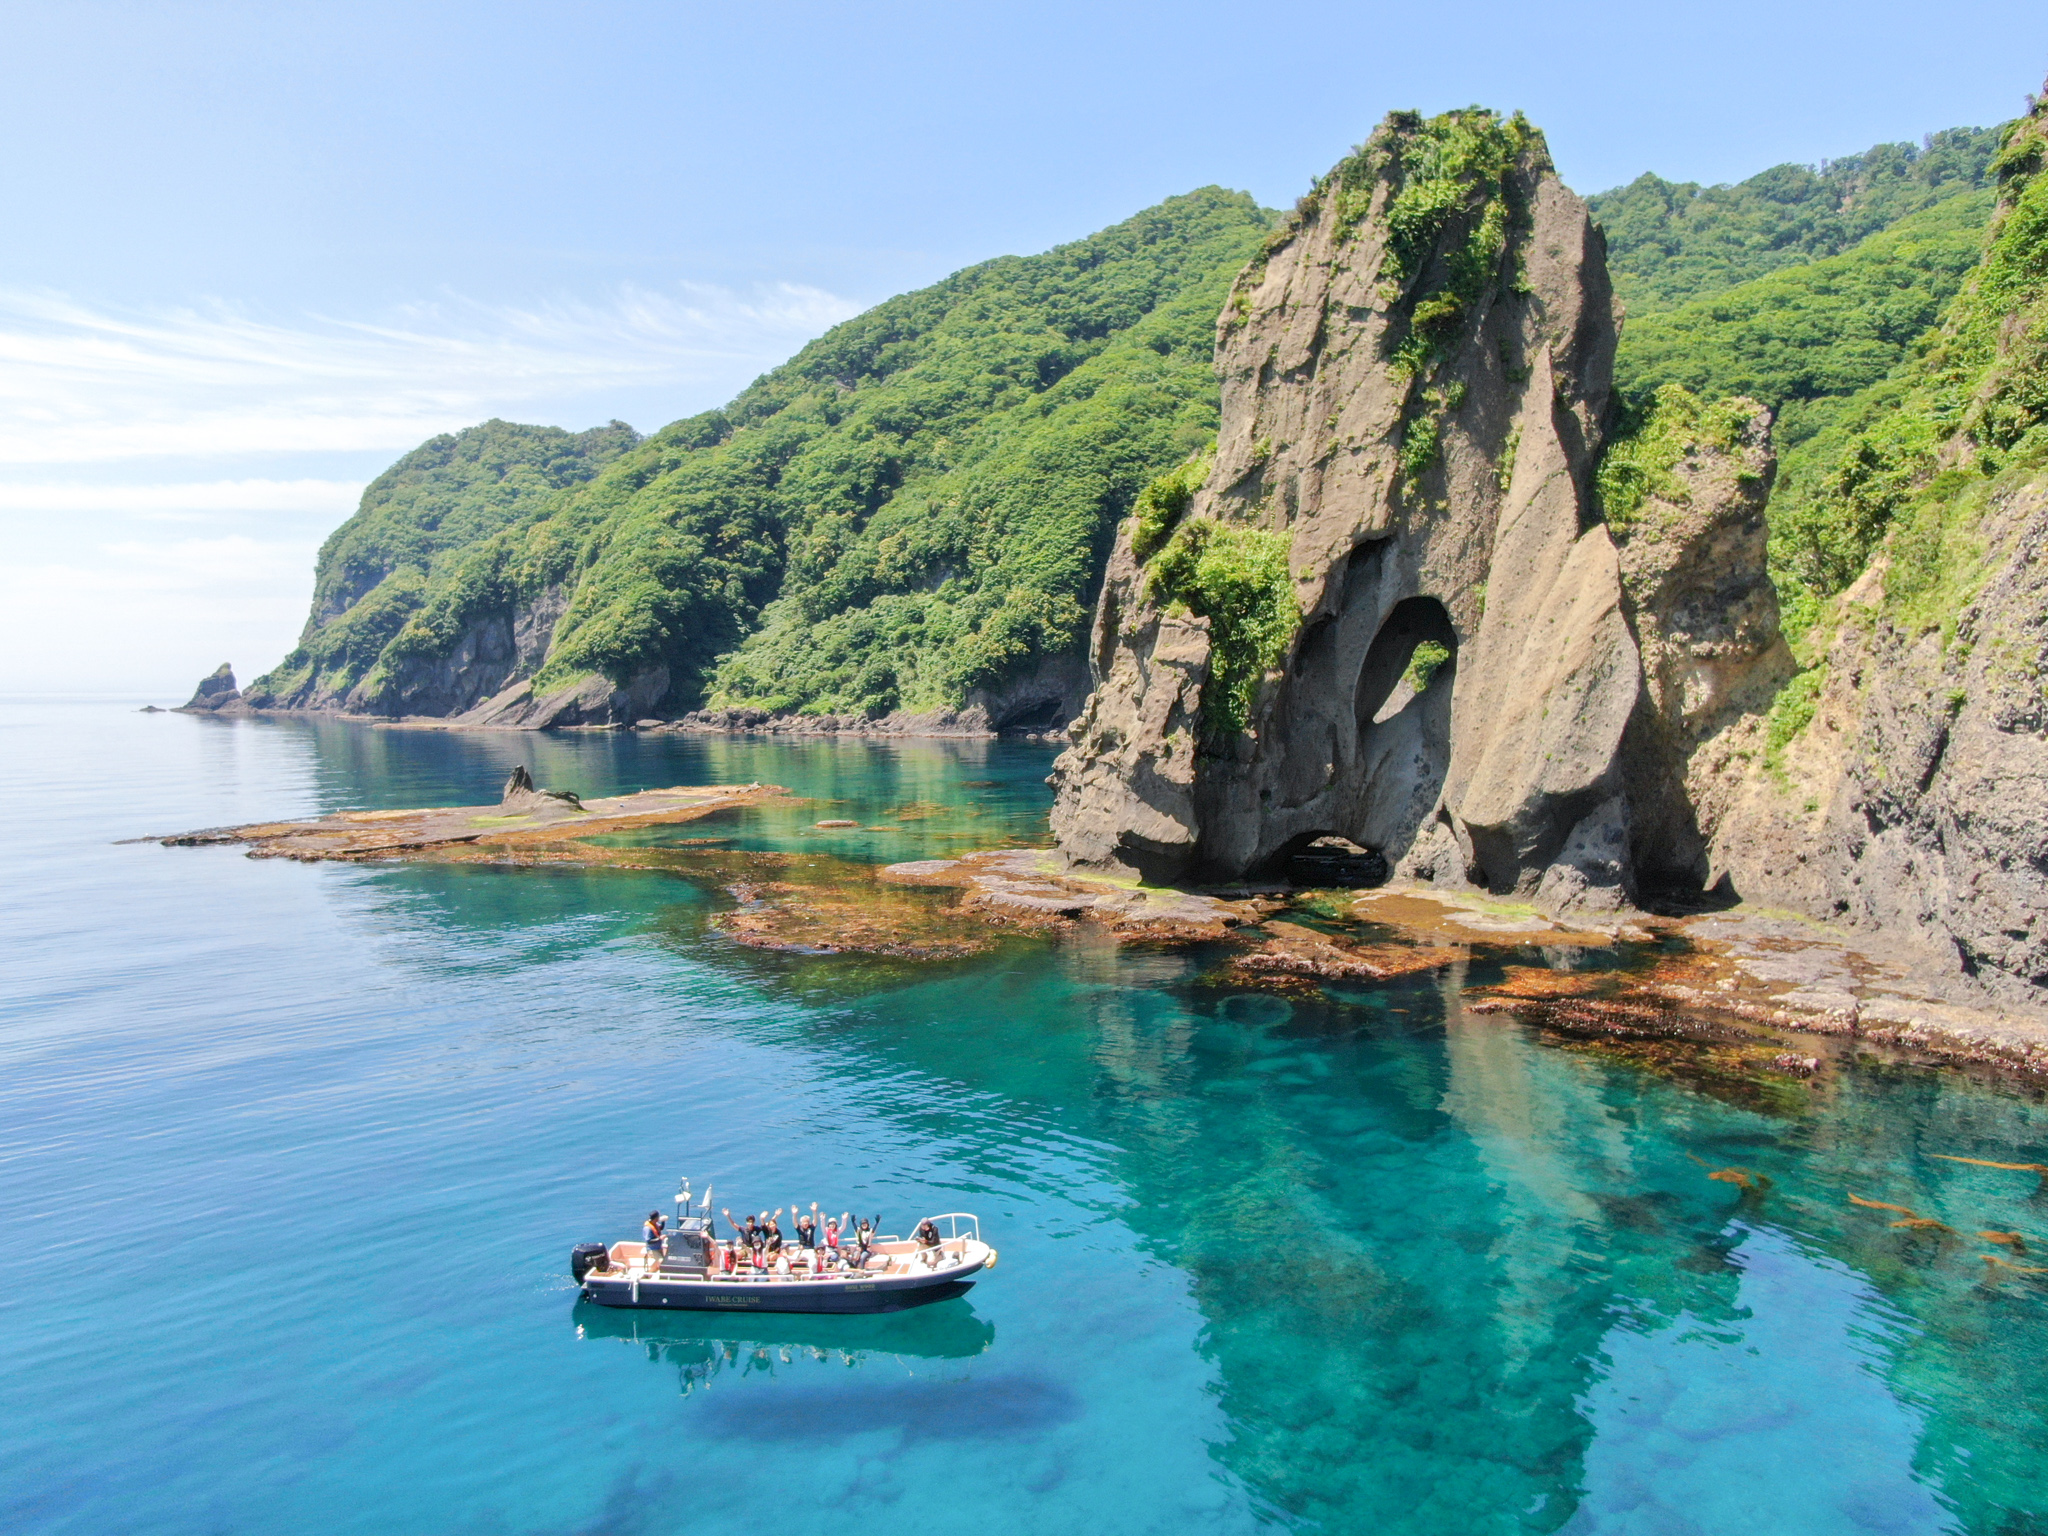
[{"xmin": 926, "ymin": 1212, "xmax": 981, "ymax": 1245}]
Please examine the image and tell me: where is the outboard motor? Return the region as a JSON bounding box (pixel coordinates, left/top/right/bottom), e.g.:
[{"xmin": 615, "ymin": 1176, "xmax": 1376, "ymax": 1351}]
[{"xmin": 570, "ymin": 1242, "xmax": 609, "ymax": 1282}]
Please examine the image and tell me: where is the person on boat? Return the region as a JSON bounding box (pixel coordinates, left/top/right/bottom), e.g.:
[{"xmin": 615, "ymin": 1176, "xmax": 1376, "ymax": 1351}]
[
  {"xmin": 915, "ymin": 1218, "xmax": 943, "ymax": 1267},
  {"xmin": 853, "ymin": 1216, "xmax": 875, "ymax": 1268},
  {"xmin": 643, "ymin": 1211, "xmax": 667, "ymax": 1264},
  {"xmin": 823, "ymin": 1216, "xmax": 841, "ymax": 1259},
  {"xmin": 794, "ymin": 1206, "xmax": 816, "ymax": 1249},
  {"xmin": 721, "ymin": 1207, "xmax": 761, "ymax": 1268}
]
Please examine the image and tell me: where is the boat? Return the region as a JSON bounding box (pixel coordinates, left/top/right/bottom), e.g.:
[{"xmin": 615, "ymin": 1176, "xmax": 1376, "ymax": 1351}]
[{"xmin": 570, "ymin": 1179, "xmax": 998, "ymax": 1314}]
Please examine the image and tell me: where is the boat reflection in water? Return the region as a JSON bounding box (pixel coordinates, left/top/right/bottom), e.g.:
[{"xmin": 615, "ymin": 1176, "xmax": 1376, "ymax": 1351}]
[{"xmin": 571, "ymin": 1297, "xmax": 996, "ymax": 1397}]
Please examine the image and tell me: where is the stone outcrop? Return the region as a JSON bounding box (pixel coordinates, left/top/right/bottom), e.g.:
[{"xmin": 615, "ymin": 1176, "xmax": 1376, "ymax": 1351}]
[
  {"xmin": 1685, "ymin": 84, "xmax": 2048, "ymax": 1003},
  {"xmin": 1705, "ymin": 473, "xmax": 2048, "ymax": 1003},
  {"xmin": 454, "ymin": 664, "xmax": 671, "ymax": 729},
  {"xmin": 1611, "ymin": 401, "xmax": 1796, "ymax": 889},
  {"xmin": 180, "ymin": 664, "xmax": 241, "ymax": 712},
  {"xmin": 498, "ymin": 765, "xmax": 584, "ymax": 815},
  {"xmin": 1053, "ymin": 109, "xmax": 1710, "ymax": 913}
]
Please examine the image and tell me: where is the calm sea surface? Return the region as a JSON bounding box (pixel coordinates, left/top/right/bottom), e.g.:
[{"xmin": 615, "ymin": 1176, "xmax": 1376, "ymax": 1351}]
[{"xmin": 4, "ymin": 698, "xmax": 2047, "ymax": 1535}]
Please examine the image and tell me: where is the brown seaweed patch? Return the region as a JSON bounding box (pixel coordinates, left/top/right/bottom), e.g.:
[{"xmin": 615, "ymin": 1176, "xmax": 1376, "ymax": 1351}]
[
  {"xmin": 887, "ymin": 801, "xmax": 954, "ymax": 822},
  {"xmin": 1222, "ymin": 921, "xmax": 1465, "ymax": 988},
  {"xmin": 1687, "ymin": 1152, "xmax": 1772, "ymax": 1194},
  {"xmin": 1981, "ymin": 1253, "xmax": 2048, "ymax": 1275},
  {"xmin": 1930, "ymin": 1154, "xmax": 2048, "ymax": 1174},
  {"xmin": 714, "ymin": 881, "xmax": 993, "ymax": 960}
]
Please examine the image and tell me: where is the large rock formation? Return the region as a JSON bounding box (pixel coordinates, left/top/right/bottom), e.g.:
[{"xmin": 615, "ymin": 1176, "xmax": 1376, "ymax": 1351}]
[
  {"xmin": 1051, "ymin": 110, "xmax": 1799, "ymax": 918},
  {"xmin": 1053, "ymin": 112, "xmax": 1658, "ymax": 910},
  {"xmin": 1685, "ymin": 84, "xmax": 2048, "ymax": 1003},
  {"xmin": 180, "ymin": 663, "xmax": 241, "ymax": 712},
  {"xmin": 1700, "ymin": 475, "xmax": 2048, "ymax": 1003},
  {"xmin": 1610, "ymin": 396, "xmax": 1796, "ymax": 891}
]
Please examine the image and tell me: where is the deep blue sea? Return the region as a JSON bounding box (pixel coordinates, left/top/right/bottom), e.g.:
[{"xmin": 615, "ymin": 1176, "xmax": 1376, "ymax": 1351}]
[{"xmin": 4, "ymin": 698, "xmax": 2047, "ymax": 1535}]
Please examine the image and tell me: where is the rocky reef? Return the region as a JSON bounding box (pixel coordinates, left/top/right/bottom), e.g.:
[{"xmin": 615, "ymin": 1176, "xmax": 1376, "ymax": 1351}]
[{"xmin": 1051, "ymin": 109, "xmax": 1782, "ymax": 915}]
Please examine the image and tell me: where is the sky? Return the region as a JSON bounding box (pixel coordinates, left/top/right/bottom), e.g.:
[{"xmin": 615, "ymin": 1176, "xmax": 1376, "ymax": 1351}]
[{"xmin": 3, "ymin": 0, "xmax": 2045, "ymax": 696}]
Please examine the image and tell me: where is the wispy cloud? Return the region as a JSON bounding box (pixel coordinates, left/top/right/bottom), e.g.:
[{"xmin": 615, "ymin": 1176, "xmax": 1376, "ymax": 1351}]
[
  {"xmin": 0, "ymin": 279, "xmax": 860, "ymax": 690},
  {"xmin": 0, "ymin": 478, "xmax": 363, "ymax": 515},
  {"xmin": 0, "ymin": 281, "xmax": 859, "ymax": 464}
]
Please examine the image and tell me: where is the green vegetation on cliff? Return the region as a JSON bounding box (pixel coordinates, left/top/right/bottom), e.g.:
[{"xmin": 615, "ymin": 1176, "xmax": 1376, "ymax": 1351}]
[
  {"xmin": 1612, "ymin": 191, "xmax": 1997, "ymax": 452},
  {"xmin": 253, "ymin": 420, "xmax": 637, "ymax": 704},
  {"xmin": 1144, "ymin": 517, "xmax": 1297, "ymax": 742},
  {"xmin": 1777, "ymin": 100, "xmax": 2048, "ymax": 627},
  {"xmin": 1590, "ymin": 127, "xmax": 2002, "ymax": 316},
  {"xmin": 1594, "ymin": 384, "xmax": 1760, "ymax": 532},
  {"xmin": 266, "ymin": 189, "xmax": 1271, "ymax": 717},
  {"xmin": 1597, "ymin": 121, "xmax": 2025, "ymax": 649}
]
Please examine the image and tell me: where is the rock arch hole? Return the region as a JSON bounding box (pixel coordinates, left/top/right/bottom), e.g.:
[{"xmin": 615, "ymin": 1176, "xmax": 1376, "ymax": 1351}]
[{"xmin": 1352, "ymin": 596, "xmax": 1458, "ymax": 862}]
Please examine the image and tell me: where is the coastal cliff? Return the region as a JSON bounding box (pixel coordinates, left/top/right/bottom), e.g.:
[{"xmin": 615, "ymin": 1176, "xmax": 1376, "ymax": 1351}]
[
  {"xmin": 1050, "ymin": 87, "xmax": 2048, "ymax": 1004},
  {"xmin": 1050, "ymin": 108, "xmax": 1748, "ymax": 911},
  {"xmin": 219, "ymin": 192, "xmax": 1272, "ymax": 731},
  {"xmin": 1695, "ymin": 84, "xmax": 2048, "ymax": 1003}
]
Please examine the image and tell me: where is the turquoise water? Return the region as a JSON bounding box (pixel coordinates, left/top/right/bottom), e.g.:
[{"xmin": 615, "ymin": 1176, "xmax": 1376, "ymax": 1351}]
[{"xmin": 4, "ymin": 700, "xmax": 2047, "ymax": 1535}]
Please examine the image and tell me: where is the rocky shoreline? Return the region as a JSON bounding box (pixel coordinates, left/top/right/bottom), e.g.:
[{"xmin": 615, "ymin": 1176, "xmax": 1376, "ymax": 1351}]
[
  {"xmin": 148, "ymin": 763, "xmax": 2048, "ymax": 1082},
  {"xmin": 172, "ymin": 669, "xmax": 1070, "ymax": 743}
]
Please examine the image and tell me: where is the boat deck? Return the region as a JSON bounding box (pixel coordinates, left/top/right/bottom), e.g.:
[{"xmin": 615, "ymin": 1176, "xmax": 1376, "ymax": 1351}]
[{"xmin": 607, "ymin": 1236, "xmax": 975, "ymax": 1284}]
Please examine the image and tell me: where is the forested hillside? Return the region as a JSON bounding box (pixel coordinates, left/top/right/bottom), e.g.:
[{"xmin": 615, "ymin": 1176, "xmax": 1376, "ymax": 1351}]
[
  {"xmin": 256, "ymin": 420, "xmax": 637, "ymax": 707},
  {"xmin": 1590, "ymin": 126, "xmax": 2001, "ymax": 315},
  {"xmin": 249, "ymin": 188, "xmax": 1270, "ymax": 720},
  {"xmin": 248, "ymin": 116, "xmax": 2028, "ymax": 729},
  {"xmin": 1594, "ymin": 119, "xmax": 2021, "ymax": 655}
]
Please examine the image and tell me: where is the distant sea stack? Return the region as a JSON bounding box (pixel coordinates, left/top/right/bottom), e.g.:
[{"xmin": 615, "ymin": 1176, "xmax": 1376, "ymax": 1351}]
[{"xmin": 180, "ymin": 663, "xmax": 242, "ymax": 712}]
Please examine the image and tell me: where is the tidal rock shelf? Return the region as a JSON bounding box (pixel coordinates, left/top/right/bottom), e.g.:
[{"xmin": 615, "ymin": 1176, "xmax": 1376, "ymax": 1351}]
[
  {"xmin": 882, "ymin": 848, "xmax": 1267, "ymax": 942},
  {"xmin": 145, "ymin": 768, "xmax": 2048, "ymax": 1075},
  {"xmin": 145, "ymin": 778, "xmax": 787, "ymax": 861}
]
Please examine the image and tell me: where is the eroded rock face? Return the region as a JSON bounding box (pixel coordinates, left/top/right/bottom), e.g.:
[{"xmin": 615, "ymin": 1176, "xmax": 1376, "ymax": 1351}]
[
  {"xmin": 457, "ymin": 665, "xmax": 672, "ymax": 729},
  {"xmin": 180, "ymin": 664, "xmax": 241, "ymax": 712},
  {"xmin": 1053, "ymin": 111, "xmax": 1664, "ymax": 912},
  {"xmin": 1708, "ymin": 475, "xmax": 2048, "ymax": 1002},
  {"xmin": 1611, "ymin": 402, "xmax": 1796, "ymax": 888}
]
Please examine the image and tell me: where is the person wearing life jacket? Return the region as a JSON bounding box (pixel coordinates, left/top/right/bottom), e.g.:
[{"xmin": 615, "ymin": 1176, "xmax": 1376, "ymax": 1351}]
[
  {"xmin": 643, "ymin": 1211, "xmax": 667, "ymax": 1265},
  {"xmin": 915, "ymin": 1218, "xmax": 942, "ymax": 1267}
]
